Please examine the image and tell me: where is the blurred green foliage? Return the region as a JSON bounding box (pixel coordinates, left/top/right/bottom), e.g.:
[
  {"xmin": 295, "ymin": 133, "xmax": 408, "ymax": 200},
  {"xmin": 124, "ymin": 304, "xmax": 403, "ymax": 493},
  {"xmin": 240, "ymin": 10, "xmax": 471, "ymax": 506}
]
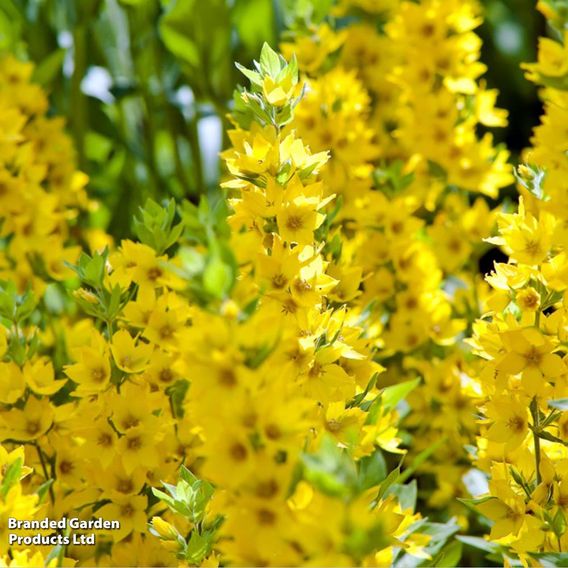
[
  {"xmin": 1, "ymin": 0, "xmax": 280, "ymax": 237},
  {"xmin": 1, "ymin": 0, "xmax": 543, "ymax": 238}
]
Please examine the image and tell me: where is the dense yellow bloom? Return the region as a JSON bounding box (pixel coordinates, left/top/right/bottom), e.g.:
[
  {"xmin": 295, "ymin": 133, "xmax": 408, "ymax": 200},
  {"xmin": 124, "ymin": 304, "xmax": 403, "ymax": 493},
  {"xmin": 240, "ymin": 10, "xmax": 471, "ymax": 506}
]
[
  {"xmin": 467, "ymin": 6, "xmax": 568, "ymax": 555},
  {"xmin": 110, "ymin": 330, "xmax": 153, "ymax": 374},
  {"xmin": 496, "ymin": 328, "xmax": 564, "ymax": 394},
  {"xmin": 64, "ymin": 344, "xmax": 111, "ymax": 395},
  {"xmin": 0, "ymin": 1, "xmax": 564, "ymax": 565},
  {"xmin": 0, "ymin": 397, "xmax": 53, "ymax": 441},
  {"xmin": 484, "ymin": 396, "xmax": 530, "ymax": 449}
]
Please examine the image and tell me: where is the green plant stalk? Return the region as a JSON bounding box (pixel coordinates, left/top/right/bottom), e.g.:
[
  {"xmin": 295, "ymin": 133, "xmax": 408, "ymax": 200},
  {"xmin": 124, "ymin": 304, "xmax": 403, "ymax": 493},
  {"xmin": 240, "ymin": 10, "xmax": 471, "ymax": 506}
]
[
  {"xmin": 71, "ymin": 25, "xmax": 88, "ymax": 170},
  {"xmin": 35, "ymin": 442, "xmax": 55, "ymax": 504},
  {"xmin": 530, "ymin": 397, "xmax": 542, "ymax": 486},
  {"xmin": 187, "ymin": 114, "xmax": 205, "ymax": 195},
  {"xmin": 127, "ymin": 11, "xmax": 161, "ymax": 199},
  {"xmin": 169, "ymin": 108, "xmax": 193, "ymax": 195},
  {"xmin": 152, "ymin": 36, "xmax": 193, "ymax": 196}
]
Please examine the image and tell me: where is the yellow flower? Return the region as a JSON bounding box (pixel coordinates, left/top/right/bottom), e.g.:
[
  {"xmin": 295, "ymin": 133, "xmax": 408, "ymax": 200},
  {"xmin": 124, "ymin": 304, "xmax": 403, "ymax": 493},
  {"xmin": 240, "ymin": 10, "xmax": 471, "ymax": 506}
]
[
  {"xmin": 496, "ymin": 328, "xmax": 564, "ymax": 394},
  {"xmin": 98, "ymin": 458, "xmax": 147, "ymax": 500},
  {"xmin": 477, "ymin": 495, "xmax": 527, "ymax": 540},
  {"xmin": 0, "ymin": 396, "xmax": 53, "ymax": 441},
  {"xmin": 484, "ymin": 396, "xmax": 530, "ymax": 450},
  {"xmin": 110, "ymin": 329, "xmax": 153, "ymax": 374},
  {"xmin": 276, "ymin": 199, "xmax": 324, "ymax": 245},
  {"xmin": 516, "ymin": 287, "xmax": 541, "ymax": 312},
  {"xmin": 23, "ymin": 358, "xmax": 65, "ymax": 395},
  {"xmin": 118, "ymin": 426, "xmax": 163, "ymax": 474},
  {"xmin": 96, "ymin": 494, "xmax": 148, "ymax": 541},
  {"xmin": 77, "ymin": 419, "xmax": 118, "ymax": 469},
  {"xmin": 281, "ymin": 24, "xmax": 346, "ymax": 74},
  {"xmin": 489, "ymin": 199, "xmax": 556, "ymax": 265},
  {"xmin": 64, "ymin": 345, "xmax": 111, "ymax": 395},
  {"xmin": 0, "ymin": 362, "xmax": 25, "ymax": 404},
  {"xmin": 262, "ymin": 75, "xmax": 296, "ymax": 107},
  {"xmin": 150, "ymin": 516, "xmax": 180, "ymax": 541}
]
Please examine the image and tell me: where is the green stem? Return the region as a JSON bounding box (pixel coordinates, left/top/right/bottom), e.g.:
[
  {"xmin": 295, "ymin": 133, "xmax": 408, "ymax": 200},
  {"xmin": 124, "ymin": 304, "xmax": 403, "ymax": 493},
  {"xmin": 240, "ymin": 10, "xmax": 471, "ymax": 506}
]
[
  {"xmin": 106, "ymin": 318, "xmax": 114, "ymax": 338},
  {"xmin": 71, "ymin": 25, "xmax": 88, "ymax": 170},
  {"xmin": 154, "ymin": 35, "xmax": 192, "ymax": 195},
  {"xmin": 532, "ymin": 306, "xmax": 543, "ymax": 486},
  {"xmin": 170, "ymin": 111, "xmax": 192, "ymax": 194},
  {"xmin": 127, "ymin": 11, "xmax": 161, "ymax": 199},
  {"xmin": 187, "ymin": 115, "xmax": 205, "ymax": 196},
  {"xmin": 35, "ymin": 443, "xmax": 55, "ymax": 504},
  {"xmin": 530, "ymin": 397, "xmax": 542, "ymax": 486}
]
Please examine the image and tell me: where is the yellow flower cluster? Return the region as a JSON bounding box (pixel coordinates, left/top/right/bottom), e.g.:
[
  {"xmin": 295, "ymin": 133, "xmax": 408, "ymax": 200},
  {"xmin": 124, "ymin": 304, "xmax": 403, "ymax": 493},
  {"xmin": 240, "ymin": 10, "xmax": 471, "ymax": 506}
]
[
  {"xmin": 467, "ymin": 2, "xmax": 568, "ymax": 562},
  {"xmin": 0, "ymin": 447, "xmax": 37, "ymax": 556},
  {"xmin": 1, "ymin": 0, "xmax": 565, "ymax": 565},
  {"xmin": 0, "ymin": 48, "xmax": 438, "ymax": 566},
  {"xmin": 281, "ymin": 0, "xmax": 511, "ymax": 515},
  {"xmin": 0, "ymin": 55, "xmax": 89, "ymax": 293},
  {"xmin": 152, "ymin": 46, "xmax": 433, "ymax": 566},
  {"xmin": 0, "ymin": 58, "xmax": 173, "ymax": 565},
  {"xmin": 522, "ymin": 2, "xmax": 568, "ymax": 221},
  {"xmin": 0, "ymin": 446, "xmax": 72, "ymax": 566}
]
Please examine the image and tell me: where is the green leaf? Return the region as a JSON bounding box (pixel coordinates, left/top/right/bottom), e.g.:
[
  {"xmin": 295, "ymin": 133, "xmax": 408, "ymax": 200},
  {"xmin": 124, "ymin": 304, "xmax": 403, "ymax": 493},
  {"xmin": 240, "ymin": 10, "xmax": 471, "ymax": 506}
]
[
  {"xmin": 551, "ymin": 508, "xmax": 567, "ymax": 538},
  {"xmin": 429, "ymin": 540, "xmax": 463, "ymax": 567},
  {"xmin": 166, "ymin": 379, "xmax": 190, "ymax": 419},
  {"xmin": 301, "ymin": 435, "xmax": 358, "ymax": 497},
  {"xmin": 386, "ymin": 480, "xmax": 417, "ymax": 512},
  {"xmin": 133, "ymin": 198, "xmax": 183, "ymax": 254},
  {"xmin": 44, "ymin": 544, "xmax": 66, "ymax": 568},
  {"xmin": 178, "ymin": 248, "xmax": 205, "ymax": 276},
  {"xmin": 374, "ymin": 466, "xmax": 400, "ymax": 503},
  {"xmin": 159, "ymin": 0, "xmax": 232, "ymax": 99},
  {"xmin": 235, "ymin": 62, "xmax": 263, "ymax": 87},
  {"xmin": 344, "ymin": 521, "xmax": 391, "ymax": 563},
  {"xmin": 357, "ymin": 449, "xmax": 387, "ymax": 491},
  {"xmin": 0, "ymin": 281, "xmax": 17, "ymax": 320},
  {"xmin": 67, "ymin": 249, "xmax": 109, "ymax": 289},
  {"xmin": 14, "ymin": 287, "xmax": 37, "ymax": 322},
  {"xmin": 0, "ymin": 2, "xmax": 23, "ymax": 51},
  {"xmin": 536, "ymin": 429, "xmax": 568, "ymax": 446},
  {"xmin": 398, "ymin": 437, "xmax": 446, "ymax": 484},
  {"xmin": 32, "ymin": 49, "xmax": 65, "ymax": 86},
  {"xmin": 179, "ymin": 465, "xmax": 198, "ymax": 487},
  {"xmin": 232, "ymin": 0, "xmax": 276, "ymax": 58},
  {"xmin": 457, "ymin": 495, "xmax": 494, "ymax": 508},
  {"xmin": 152, "ymin": 487, "xmax": 176, "ymax": 510},
  {"xmin": 203, "ymin": 255, "xmax": 233, "ymax": 299},
  {"xmin": 259, "ymin": 42, "xmax": 281, "ymax": 77},
  {"xmin": 1, "ymin": 457, "xmax": 23, "ymax": 499},
  {"xmin": 529, "ymin": 553, "xmax": 568, "ymax": 567},
  {"xmin": 548, "ymin": 398, "xmax": 568, "ymax": 411},
  {"xmin": 36, "ymin": 479, "xmax": 54, "ymax": 506},
  {"xmin": 515, "ymin": 163, "xmax": 548, "ymax": 200},
  {"xmin": 281, "ymin": 0, "xmax": 334, "ymax": 26},
  {"xmin": 159, "ymin": 2, "xmax": 199, "ymax": 67},
  {"xmin": 243, "ymin": 341, "xmax": 277, "ymax": 369},
  {"xmin": 456, "ymin": 535, "xmax": 501, "ymax": 554},
  {"xmin": 188, "ymin": 480, "xmax": 215, "ymax": 523},
  {"xmin": 381, "ymin": 378, "xmax": 420, "ymax": 411},
  {"xmin": 406, "ymin": 520, "xmax": 461, "ymax": 567},
  {"xmin": 44, "ymin": 284, "xmax": 65, "ymax": 315},
  {"xmin": 185, "ymin": 530, "xmax": 212, "ymax": 564}
]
